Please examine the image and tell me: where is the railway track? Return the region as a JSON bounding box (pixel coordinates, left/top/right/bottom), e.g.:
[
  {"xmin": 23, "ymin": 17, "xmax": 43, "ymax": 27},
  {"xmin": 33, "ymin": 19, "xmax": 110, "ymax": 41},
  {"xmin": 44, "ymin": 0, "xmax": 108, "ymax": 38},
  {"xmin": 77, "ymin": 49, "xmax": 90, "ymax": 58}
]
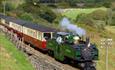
[{"xmin": 0, "ymin": 25, "xmax": 80, "ymax": 70}]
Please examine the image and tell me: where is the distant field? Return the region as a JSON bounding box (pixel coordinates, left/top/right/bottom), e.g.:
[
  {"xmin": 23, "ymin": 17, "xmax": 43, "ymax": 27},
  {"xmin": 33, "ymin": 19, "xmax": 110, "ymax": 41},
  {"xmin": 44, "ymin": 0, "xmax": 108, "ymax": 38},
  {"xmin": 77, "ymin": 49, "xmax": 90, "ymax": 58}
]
[
  {"xmin": 62, "ymin": 7, "xmax": 107, "ymax": 20},
  {"xmin": 0, "ymin": 32, "xmax": 34, "ymax": 70}
]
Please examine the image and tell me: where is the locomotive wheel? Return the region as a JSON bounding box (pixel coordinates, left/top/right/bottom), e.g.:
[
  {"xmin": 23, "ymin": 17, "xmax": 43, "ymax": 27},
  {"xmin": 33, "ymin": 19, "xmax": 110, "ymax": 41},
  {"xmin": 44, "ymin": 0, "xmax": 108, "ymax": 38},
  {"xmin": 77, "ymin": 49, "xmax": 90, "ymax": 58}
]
[
  {"xmin": 83, "ymin": 62, "xmax": 96, "ymax": 70},
  {"xmin": 62, "ymin": 57, "xmax": 71, "ymax": 64},
  {"xmin": 48, "ymin": 50, "xmax": 54, "ymax": 57},
  {"xmin": 83, "ymin": 66, "xmax": 96, "ymax": 70}
]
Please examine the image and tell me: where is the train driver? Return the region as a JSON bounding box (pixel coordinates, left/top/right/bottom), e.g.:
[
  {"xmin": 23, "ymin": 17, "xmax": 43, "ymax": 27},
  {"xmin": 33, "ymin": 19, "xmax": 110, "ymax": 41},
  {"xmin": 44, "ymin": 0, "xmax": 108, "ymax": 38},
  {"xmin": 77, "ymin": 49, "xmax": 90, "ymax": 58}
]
[{"xmin": 56, "ymin": 36, "xmax": 63, "ymax": 44}]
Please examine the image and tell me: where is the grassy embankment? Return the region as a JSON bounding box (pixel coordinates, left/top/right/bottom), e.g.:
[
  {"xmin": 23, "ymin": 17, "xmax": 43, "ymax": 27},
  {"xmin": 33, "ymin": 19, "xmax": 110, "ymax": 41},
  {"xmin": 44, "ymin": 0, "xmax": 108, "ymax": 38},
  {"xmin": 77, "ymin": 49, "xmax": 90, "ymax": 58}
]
[
  {"xmin": 62, "ymin": 8, "xmax": 115, "ymax": 70},
  {"xmin": 0, "ymin": 32, "xmax": 34, "ymax": 70}
]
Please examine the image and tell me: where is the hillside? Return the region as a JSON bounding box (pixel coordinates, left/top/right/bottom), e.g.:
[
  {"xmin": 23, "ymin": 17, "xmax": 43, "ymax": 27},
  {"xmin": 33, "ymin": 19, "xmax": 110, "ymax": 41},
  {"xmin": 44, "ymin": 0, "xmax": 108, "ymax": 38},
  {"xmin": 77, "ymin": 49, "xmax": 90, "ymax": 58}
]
[
  {"xmin": 62, "ymin": 7, "xmax": 107, "ymax": 20},
  {"xmin": 0, "ymin": 32, "xmax": 34, "ymax": 70}
]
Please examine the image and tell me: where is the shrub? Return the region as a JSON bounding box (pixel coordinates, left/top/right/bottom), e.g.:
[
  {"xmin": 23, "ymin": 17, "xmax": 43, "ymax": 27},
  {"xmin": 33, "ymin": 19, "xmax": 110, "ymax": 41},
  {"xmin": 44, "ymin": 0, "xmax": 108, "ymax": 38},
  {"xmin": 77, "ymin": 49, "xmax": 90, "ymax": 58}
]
[
  {"xmin": 111, "ymin": 12, "xmax": 115, "ymax": 25},
  {"xmin": 89, "ymin": 9, "xmax": 107, "ymax": 20},
  {"xmin": 5, "ymin": 2, "xmax": 15, "ymax": 11},
  {"xmin": 76, "ymin": 13, "xmax": 94, "ymax": 26},
  {"xmin": 76, "ymin": 12, "xmax": 106, "ymax": 30},
  {"xmin": 19, "ymin": 13, "xmax": 33, "ymax": 21}
]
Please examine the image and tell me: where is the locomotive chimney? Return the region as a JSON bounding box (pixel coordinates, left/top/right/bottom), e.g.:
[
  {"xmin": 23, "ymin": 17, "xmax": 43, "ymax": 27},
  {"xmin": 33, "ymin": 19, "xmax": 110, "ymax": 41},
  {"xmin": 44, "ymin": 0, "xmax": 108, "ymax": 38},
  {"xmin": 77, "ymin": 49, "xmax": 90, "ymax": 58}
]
[{"xmin": 86, "ymin": 37, "xmax": 90, "ymax": 47}]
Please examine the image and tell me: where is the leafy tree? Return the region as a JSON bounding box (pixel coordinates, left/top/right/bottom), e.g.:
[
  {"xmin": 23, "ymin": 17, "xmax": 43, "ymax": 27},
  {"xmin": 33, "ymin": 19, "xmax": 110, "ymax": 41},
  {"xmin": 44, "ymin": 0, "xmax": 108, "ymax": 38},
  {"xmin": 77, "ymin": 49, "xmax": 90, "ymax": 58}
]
[{"xmin": 19, "ymin": 0, "xmax": 57, "ymax": 23}]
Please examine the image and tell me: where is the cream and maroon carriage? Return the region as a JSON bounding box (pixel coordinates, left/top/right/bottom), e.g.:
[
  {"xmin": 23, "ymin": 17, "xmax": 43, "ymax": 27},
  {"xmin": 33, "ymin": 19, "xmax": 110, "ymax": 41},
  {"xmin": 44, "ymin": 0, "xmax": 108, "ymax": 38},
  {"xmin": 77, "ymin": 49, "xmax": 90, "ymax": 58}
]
[
  {"xmin": 0, "ymin": 14, "xmax": 56, "ymax": 50},
  {"xmin": 22, "ymin": 21, "xmax": 56, "ymax": 50}
]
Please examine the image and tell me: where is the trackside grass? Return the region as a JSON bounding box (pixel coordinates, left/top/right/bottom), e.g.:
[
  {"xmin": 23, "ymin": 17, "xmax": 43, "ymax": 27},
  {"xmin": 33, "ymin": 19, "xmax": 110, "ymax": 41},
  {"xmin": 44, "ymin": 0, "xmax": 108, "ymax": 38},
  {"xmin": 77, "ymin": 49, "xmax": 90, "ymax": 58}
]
[{"xmin": 0, "ymin": 32, "xmax": 34, "ymax": 70}]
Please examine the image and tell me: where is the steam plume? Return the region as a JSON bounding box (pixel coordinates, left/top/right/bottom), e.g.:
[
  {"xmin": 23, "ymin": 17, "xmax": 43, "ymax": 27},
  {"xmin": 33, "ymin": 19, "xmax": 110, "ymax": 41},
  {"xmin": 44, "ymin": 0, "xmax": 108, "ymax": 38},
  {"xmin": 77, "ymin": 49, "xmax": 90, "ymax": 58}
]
[{"xmin": 60, "ymin": 17, "xmax": 86, "ymax": 37}]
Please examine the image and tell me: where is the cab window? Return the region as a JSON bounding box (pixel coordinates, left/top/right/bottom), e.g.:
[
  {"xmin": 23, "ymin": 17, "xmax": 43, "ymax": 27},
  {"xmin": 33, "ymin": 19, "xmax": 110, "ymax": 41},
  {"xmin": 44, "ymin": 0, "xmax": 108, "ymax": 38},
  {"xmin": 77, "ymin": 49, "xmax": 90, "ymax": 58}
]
[{"xmin": 43, "ymin": 33, "xmax": 51, "ymax": 40}]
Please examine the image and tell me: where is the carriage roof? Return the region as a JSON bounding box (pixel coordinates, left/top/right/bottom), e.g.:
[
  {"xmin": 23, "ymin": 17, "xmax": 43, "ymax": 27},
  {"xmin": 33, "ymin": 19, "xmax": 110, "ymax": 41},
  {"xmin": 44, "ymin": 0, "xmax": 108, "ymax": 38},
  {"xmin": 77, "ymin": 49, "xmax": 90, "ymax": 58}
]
[{"xmin": 0, "ymin": 14, "xmax": 56, "ymax": 32}]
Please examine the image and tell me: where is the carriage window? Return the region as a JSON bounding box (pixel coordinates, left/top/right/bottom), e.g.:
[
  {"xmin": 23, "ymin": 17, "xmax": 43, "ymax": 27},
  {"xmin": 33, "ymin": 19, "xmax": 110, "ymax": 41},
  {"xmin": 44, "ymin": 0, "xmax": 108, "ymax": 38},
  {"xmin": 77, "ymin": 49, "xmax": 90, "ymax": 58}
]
[{"xmin": 43, "ymin": 33, "xmax": 51, "ymax": 40}]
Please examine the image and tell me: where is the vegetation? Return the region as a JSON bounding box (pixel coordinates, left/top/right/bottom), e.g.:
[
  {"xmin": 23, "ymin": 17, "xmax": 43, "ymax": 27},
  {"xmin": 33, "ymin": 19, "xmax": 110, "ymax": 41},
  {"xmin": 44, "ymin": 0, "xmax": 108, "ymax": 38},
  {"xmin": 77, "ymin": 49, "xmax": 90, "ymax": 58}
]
[
  {"xmin": 19, "ymin": 12, "xmax": 33, "ymax": 21},
  {"xmin": 63, "ymin": 7, "xmax": 107, "ymax": 20},
  {"xmin": 17, "ymin": 1, "xmax": 57, "ymax": 23},
  {"xmin": 0, "ymin": 32, "xmax": 34, "ymax": 70},
  {"xmin": 111, "ymin": 11, "xmax": 115, "ymax": 25},
  {"xmin": 105, "ymin": 26, "xmax": 115, "ymax": 34}
]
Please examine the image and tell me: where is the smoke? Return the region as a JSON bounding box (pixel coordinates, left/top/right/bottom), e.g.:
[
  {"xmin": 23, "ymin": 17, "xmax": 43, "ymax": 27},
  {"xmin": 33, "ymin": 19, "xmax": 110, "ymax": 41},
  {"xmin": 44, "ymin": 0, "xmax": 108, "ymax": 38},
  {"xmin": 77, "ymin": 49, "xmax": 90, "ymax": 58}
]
[{"xmin": 60, "ymin": 17, "xmax": 86, "ymax": 37}]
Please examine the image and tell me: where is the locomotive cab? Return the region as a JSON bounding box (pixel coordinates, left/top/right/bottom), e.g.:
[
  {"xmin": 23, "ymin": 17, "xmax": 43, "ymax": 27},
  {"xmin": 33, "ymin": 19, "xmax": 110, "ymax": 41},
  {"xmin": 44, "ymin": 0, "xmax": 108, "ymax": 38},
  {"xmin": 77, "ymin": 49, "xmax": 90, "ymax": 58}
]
[
  {"xmin": 43, "ymin": 32, "xmax": 53, "ymax": 40},
  {"xmin": 42, "ymin": 32, "xmax": 53, "ymax": 48}
]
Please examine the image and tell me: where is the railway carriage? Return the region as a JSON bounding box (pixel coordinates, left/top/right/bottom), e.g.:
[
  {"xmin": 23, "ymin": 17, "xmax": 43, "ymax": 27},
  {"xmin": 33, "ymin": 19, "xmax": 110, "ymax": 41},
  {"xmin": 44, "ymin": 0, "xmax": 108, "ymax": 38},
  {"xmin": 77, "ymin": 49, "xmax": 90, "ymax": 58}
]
[
  {"xmin": 0, "ymin": 14, "xmax": 56, "ymax": 50},
  {"xmin": 22, "ymin": 21, "xmax": 55, "ymax": 50}
]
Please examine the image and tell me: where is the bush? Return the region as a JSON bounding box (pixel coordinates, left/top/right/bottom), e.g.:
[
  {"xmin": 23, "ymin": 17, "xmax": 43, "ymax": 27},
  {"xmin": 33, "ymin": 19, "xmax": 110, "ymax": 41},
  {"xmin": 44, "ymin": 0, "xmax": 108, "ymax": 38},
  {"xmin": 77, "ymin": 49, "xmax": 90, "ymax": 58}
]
[
  {"xmin": 18, "ymin": 3, "xmax": 57, "ymax": 23},
  {"xmin": 89, "ymin": 10, "xmax": 107, "ymax": 20},
  {"xmin": 57, "ymin": 2, "xmax": 70, "ymax": 8},
  {"xmin": 103, "ymin": 2, "xmax": 111, "ymax": 8},
  {"xmin": 39, "ymin": 5, "xmax": 57, "ymax": 23},
  {"xmin": 76, "ymin": 12, "xmax": 106, "ymax": 30},
  {"xmin": 5, "ymin": 2, "xmax": 15, "ymax": 11},
  {"xmin": 19, "ymin": 13, "xmax": 33, "ymax": 21},
  {"xmin": 76, "ymin": 13, "xmax": 94, "ymax": 26},
  {"xmin": 111, "ymin": 12, "xmax": 115, "ymax": 25},
  {"xmin": 93, "ymin": 20, "xmax": 105, "ymax": 30}
]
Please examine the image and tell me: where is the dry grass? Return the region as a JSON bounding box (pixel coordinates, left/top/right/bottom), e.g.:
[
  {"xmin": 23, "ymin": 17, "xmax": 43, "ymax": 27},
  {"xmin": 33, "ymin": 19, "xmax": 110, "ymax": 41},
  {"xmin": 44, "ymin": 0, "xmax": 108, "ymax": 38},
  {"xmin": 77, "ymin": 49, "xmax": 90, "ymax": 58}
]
[{"xmin": 105, "ymin": 26, "xmax": 115, "ymax": 34}]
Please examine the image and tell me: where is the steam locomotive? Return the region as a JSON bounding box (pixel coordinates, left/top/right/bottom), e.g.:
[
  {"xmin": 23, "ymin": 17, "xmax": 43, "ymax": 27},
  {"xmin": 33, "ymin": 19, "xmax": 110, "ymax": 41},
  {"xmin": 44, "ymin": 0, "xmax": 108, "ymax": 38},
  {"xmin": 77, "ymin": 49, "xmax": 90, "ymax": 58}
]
[{"xmin": 0, "ymin": 14, "xmax": 98, "ymax": 70}]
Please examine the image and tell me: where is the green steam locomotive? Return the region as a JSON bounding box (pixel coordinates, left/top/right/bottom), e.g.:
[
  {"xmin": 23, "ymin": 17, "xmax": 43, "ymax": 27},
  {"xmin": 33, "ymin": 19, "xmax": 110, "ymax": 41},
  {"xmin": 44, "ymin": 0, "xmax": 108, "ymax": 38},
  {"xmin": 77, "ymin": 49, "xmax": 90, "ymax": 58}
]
[{"xmin": 47, "ymin": 32, "xmax": 98, "ymax": 70}]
